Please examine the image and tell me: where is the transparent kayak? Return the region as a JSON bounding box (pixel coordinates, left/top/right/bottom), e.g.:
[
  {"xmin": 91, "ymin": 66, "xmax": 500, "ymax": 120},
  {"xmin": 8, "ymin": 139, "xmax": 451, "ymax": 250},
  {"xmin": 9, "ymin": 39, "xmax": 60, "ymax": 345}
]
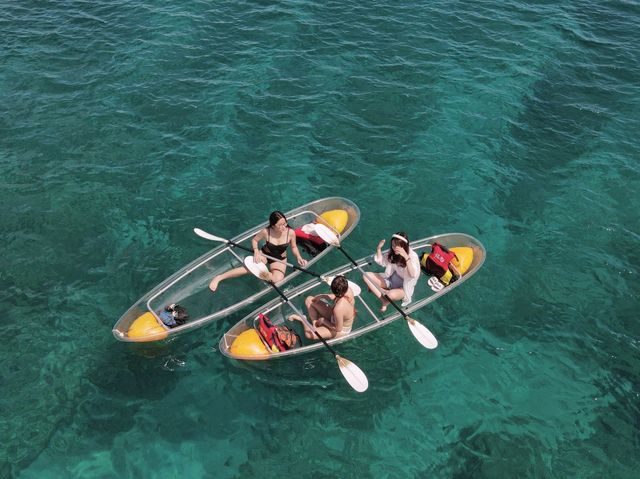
[
  {"xmin": 113, "ymin": 197, "xmax": 360, "ymax": 342},
  {"xmin": 219, "ymin": 233, "xmax": 485, "ymax": 360}
]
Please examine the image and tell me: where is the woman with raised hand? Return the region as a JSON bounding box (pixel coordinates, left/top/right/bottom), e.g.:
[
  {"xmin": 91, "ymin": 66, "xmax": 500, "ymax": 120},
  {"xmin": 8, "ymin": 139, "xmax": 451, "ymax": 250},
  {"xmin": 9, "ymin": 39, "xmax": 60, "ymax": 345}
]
[
  {"xmin": 362, "ymin": 231, "xmax": 420, "ymax": 311},
  {"xmin": 209, "ymin": 210, "xmax": 307, "ymax": 292}
]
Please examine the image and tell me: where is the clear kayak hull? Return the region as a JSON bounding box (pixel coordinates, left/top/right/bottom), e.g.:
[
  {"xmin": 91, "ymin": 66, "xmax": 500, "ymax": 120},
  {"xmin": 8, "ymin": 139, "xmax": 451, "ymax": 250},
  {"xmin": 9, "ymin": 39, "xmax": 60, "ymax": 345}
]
[
  {"xmin": 113, "ymin": 197, "xmax": 360, "ymax": 342},
  {"xmin": 219, "ymin": 233, "xmax": 485, "ymax": 360}
]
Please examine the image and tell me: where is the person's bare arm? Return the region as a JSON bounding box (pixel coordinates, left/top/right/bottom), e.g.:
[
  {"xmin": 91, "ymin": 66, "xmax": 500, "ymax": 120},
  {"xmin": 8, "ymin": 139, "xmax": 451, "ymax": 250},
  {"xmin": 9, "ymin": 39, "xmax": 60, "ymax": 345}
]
[
  {"xmin": 252, "ymin": 229, "xmax": 267, "ymax": 262},
  {"xmin": 289, "ymin": 231, "xmax": 307, "ymax": 267},
  {"xmin": 329, "ymin": 304, "xmax": 345, "ymax": 337}
]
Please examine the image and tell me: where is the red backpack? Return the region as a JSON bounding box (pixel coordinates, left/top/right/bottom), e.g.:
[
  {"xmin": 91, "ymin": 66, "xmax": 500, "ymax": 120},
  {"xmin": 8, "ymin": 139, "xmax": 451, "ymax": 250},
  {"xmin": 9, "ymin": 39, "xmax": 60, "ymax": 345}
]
[{"xmin": 255, "ymin": 313, "xmax": 299, "ymax": 352}]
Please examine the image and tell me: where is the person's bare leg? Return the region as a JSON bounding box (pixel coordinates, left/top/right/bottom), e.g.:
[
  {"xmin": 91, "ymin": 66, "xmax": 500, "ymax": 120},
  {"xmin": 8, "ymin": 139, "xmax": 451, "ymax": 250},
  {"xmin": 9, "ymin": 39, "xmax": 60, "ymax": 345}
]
[
  {"xmin": 306, "ymin": 299, "xmax": 334, "ymax": 339},
  {"xmin": 288, "ymin": 297, "xmax": 315, "ymax": 337},
  {"xmin": 362, "ymin": 273, "xmax": 387, "ymax": 299},
  {"xmin": 209, "ymin": 266, "xmax": 247, "ymax": 292},
  {"xmin": 380, "ymin": 288, "xmax": 405, "ymax": 312},
  {"xmin": 306, "ymin": 296, "xmax": 333, "ymax": 323},
  {"xmin": 304, "ymin": 325, "xmax": 334, "ymax": 340},
  {"xmin": 269, "ymin": 262, "xmax": 287, "ymax": 283},
  {"xmin": 288, "ymin": 296, "xmax": 333, "ymax": 339},
  {"xmin": 288, "ymin": 313, "xmax": 317, "ymax": 339},
  {"xmin": 304, "ymin": 296, "xmax": 320, "ymax": 324}
]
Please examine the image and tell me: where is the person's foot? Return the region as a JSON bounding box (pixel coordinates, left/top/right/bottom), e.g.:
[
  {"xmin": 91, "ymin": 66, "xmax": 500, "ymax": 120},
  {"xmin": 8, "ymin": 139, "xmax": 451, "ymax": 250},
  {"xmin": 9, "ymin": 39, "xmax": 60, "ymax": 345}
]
[
  {"xmin": 288, "ymin": 314, "xmax": 303, "ymax": 323},
  {"xmin": 260, "ymin": 271, "xmax": 272, "ymax": 282},
  {"xmin": 209, "ymin": 276, "xmax": 220, "ymax": 292},
  {"xmin": 380, "ymin": 300, "xmax": 389, "ymax": 313}
]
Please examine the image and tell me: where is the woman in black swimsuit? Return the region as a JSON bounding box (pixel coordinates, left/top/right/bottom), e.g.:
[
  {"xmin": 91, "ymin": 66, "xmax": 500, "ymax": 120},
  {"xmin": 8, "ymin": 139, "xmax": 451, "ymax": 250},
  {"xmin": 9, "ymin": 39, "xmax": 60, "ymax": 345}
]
[{"xmin": 209, "ymin": 211, "xmax": 308, "ymax": 292}]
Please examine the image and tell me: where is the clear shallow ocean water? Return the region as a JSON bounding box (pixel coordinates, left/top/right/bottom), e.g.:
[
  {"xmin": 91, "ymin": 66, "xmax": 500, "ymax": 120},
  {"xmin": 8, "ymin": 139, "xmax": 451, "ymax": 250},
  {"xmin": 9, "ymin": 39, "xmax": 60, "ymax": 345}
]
[{"xmin": 1, "ymin": 0, "xmax": 639, "ymax": 477}]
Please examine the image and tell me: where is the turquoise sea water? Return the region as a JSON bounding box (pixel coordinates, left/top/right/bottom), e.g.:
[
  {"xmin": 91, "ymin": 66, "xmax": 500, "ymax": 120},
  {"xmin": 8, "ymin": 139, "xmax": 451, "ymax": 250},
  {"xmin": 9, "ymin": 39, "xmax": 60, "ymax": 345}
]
[{"xmin": 2, "ymin": 0, "xmax": 639, "ymax": 477}]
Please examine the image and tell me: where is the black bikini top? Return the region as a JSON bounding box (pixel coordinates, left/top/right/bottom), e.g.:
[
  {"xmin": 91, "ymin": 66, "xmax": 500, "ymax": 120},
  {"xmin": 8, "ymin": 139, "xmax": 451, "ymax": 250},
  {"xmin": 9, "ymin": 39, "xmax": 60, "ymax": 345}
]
[{"xmin": 261, "ymin": 228, "xmax": 289, "ymax": 259}]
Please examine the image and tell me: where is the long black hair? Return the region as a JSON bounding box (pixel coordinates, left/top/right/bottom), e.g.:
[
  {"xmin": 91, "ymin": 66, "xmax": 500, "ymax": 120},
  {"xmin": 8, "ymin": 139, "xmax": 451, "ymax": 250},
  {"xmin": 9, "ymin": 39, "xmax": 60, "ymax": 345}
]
[{"xmin": 387, "ymin": 231, "xmax": 410, "ymax": 267}]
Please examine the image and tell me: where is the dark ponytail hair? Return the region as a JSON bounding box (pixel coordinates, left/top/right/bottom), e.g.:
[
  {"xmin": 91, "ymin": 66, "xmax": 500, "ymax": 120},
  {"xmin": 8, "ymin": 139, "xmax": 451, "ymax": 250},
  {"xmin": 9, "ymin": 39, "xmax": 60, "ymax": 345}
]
[{"xmin": 269, "ymin": 210, "xmax": 287, "ymax": 227}]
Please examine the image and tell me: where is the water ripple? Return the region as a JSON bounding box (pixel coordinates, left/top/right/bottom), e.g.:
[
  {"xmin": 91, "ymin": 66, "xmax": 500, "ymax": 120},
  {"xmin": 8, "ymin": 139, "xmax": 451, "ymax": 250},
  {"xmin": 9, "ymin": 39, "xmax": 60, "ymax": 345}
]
[{"xmin": 2, "ymin": 0, "xmax": 640, "ymax": 477}]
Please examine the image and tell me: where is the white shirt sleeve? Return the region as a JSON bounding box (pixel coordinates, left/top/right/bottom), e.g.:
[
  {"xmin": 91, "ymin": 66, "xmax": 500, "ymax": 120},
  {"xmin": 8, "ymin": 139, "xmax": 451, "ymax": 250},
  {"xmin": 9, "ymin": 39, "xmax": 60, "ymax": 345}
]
[
  {"xmin": 374, "ymin": 250, "xmax": 388, "ymax": 267},
  {"xmin": 407, "ymin": 249, "xmax": 420, "ymax": 278},
  {"xmin": 401, "ymin": 250, "xmax": 421, "ymax": 305}
]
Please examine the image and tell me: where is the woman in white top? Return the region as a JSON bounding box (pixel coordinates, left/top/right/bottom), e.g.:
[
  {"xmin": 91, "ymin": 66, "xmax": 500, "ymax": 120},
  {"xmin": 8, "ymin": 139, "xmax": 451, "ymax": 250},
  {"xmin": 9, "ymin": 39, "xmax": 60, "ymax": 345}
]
[{"xmin": 362, "ymin": 232, "xmax": 420, "ymax": 311}]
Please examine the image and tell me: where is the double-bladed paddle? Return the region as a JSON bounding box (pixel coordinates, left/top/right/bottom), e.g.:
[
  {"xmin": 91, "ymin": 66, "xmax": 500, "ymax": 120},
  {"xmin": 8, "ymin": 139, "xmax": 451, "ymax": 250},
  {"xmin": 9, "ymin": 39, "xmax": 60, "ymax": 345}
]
[
  {"xmin": 313, "ymin": 224, "xmax": 438, "ymax": 350},
  {"xmin": 194, "ymin": 227, "xmax": 368, "ymax": 392},
  {"xmin": 242, "ymin": 257, "xmax": 368, "ymax": 393}
]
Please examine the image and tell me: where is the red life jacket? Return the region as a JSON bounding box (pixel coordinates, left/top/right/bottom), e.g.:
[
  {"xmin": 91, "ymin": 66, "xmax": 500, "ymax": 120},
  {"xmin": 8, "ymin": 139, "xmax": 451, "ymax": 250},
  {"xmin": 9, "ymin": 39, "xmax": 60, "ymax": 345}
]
[
  {"xmin": 421, "ymin": 243, "xmax": 457, "ymax": 278},
  {"xmin": 294, "ymin": 227, "xmax": 324, "ymax": 245},
  {"xmin": 256, "ymin": 313, "xmax": 298, "ymax": 352},
  {"xmin": 295, "ymin": 226, "xmax": 327, "ymax": 257}
]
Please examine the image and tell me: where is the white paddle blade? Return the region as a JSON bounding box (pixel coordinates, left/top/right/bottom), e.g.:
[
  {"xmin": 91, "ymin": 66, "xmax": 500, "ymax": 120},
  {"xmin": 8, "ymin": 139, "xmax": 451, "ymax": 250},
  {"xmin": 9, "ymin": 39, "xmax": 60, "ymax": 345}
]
[
  {"xmin": 194, "ymin": 228, "xmax": 226, "ymax": 243},
  {"xmin": 336, "ymin": 355, "xmax": 369, "ymax": 393},
  {"xmin": 313, "ymin": 223, "xmax": 340, "ymax": 246},
  {"xmin": 243, "ymin": 256, "xmax": 270, "ymax": 280},
  {"xmin": 322, "ymin": 276, "xmax": 362, "ymax": 297},
  {"xmin": 348, "ymin": 281, "xmax": 362, "ymax": 297},
  {"xmin": 407, "ymin": 318, "xmax": 438, "ymax": 349}
]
